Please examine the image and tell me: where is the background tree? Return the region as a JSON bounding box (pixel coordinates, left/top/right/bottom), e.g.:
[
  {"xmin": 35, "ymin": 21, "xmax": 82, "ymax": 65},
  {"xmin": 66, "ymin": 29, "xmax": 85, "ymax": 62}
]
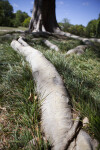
[
  {"xmin": 68, "ymin": 24, "xmax": 85, "ymax": 36},
  {"xmin": 98, "ymin": 13, "xmax": 100, "ymax": 20},
  {"xmin": 86, "ymin": 19, "xmax": 98, "ymax": 37},
  {"xmin": 23, "ymin": 17, "xmax": 31, "ymax": 27},
  {"xmin": 14, "ymin": 10, "xmax": 29, "ymax": 27},
  {"xmin": 29, "ymin": 0, "xmax": 59, "ymax": 32},
  {"xmin": 0, "ymin": 2, "xmax": 4, "ymax": 25},
  {"xmin": 62, "ymin": 18, "xmax": 71, "ymax": 31},
  {"xmin": 0, "ymin": 0, "xmax": 14, "ymax": 26},
  {"xmin": 96, "ymin": 20, "xmax": 100, "ymax": 37}
]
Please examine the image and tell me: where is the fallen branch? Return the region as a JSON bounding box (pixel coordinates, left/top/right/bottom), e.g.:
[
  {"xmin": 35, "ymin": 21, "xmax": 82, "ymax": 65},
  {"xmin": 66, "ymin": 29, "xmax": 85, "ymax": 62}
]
[
  {"xmin": 43, "ymin": 39, "xmax": 59, "ymax": 51},
  {"xmin": 11, "ymin": 37, "xmax": 96, "ymax": 150},
  {"xmin": 66, "ymin": 45, "xmax": 87, "ymax": 56}
]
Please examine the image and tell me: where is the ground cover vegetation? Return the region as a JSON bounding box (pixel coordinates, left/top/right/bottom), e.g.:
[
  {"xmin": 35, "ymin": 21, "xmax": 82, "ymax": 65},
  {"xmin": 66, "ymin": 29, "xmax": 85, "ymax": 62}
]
[{"xmin": 0, "ymin": 31, "xmax": 100, "ymax": 149}]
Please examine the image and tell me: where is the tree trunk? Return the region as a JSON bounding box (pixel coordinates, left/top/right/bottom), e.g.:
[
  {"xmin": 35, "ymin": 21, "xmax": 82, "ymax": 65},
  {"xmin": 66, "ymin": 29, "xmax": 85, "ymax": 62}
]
[{"xmin": 29, "ymin": 0, "xmax": 60, "ymax": 33}]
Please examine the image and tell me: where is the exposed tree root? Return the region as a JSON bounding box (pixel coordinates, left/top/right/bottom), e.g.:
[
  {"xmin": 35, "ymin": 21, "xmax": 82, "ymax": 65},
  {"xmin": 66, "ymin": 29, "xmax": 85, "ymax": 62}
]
[
  {"xmin": 54, "ymin": 31, "xmax": 100, "ymax": 44},
  {"xmin": 43, "ymin": 39, "xmax": 59, "ymax": 51},
  {"xmin": 66, "ymin": 45, "xmax": 87, "ymax": 56},
  {"xmin": 61, "ymin": 116, "xmax": 80, "ymax": 150},
  {"xmin": 27, "ymin": 31, "xmax": 100, "ymax": 44},
  {"xmin": 0, "ymin": 31, "xmax": 25, "ymax": 41},
  {"xmin": 24, "ymin": 31, "xmax": 100, "ymax": 48},
  {"xmin": 11, "ymin": 37, "xmax": 97, "ymax": 150}
]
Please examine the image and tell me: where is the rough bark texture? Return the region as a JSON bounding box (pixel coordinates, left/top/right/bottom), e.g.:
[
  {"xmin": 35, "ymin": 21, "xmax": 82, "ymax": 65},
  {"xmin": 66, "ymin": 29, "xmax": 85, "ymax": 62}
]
[
  {"xmin": 11, "ymin": 38, "xmax": 97, "ymax": 150},
  {"xmin": 29, "ymin": 0, "xmax": 60, "ymax": 33}
]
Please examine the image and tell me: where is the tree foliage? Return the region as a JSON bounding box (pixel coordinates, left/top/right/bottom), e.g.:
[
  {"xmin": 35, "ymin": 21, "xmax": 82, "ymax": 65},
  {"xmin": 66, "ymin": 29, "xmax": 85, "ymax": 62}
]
[
  {"xmin": 86, "ymin": 19, "xmax": 98, "ymax": 37},
  {"xmin": 23, "ymin": 17, "xmax": 31, "ymax": 27},
  {"xmin": 14, "ymin": 10, "xmax": 29, "ymax": 27},
  {"xmin": 61, "ymin": 20, "xmax": 85, "ymax": 37},
  {"xmin": 96, "ymin": 19, "xmax": 100, "ymax": 38},
  {"xmin": 0, "ymin": 0, "xmax": 29, "ymax": 27},
  {"xmin": 62, "ymin": 18, "xmax": 71, "ymax": 31},
  {"xmin": 69, "ymin": 25, "xmax": 85, "ymax": 36},
  {"xmin": 0, "ymin": 0, "xmax": 14, "ymax": 26}
]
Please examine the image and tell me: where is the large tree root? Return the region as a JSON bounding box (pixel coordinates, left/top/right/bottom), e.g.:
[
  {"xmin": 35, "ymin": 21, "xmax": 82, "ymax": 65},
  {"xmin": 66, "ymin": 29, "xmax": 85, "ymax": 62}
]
[
  {"xmin": 66, "ymin": 45, "xmax": 88, "ymax": 56},
  {"xmin": 11, "ymin": 37, "xmax": 97, "ymax": 150},
  {"xmin": 25, "ymin": 30, "xmax": 100, "ymax": 45},
  {"xmin": 43, "ymin": 39, "xmax": 59, "ymax": 51},
  {"xmin": 54, "ymin": 31, "xmax": 100, "ymax": 45}
]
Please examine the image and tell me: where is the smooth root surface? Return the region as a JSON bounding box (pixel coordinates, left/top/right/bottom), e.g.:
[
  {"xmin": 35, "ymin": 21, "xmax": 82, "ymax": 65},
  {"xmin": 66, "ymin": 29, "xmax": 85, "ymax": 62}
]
[{"xmin": 11, "ymin": 38, "xmax": 95, "ymax": 150}]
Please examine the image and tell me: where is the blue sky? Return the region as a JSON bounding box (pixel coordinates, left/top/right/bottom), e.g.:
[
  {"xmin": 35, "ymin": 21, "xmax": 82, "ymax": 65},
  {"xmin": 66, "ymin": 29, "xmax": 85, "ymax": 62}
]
[{"xmin": 9, "ymin": 0, "xmax": 100, "ymax": 26}]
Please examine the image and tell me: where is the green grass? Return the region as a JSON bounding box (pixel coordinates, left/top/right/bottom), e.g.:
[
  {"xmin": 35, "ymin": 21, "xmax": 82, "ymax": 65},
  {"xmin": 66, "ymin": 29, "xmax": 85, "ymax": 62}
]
[
  {"xmin": 0, "ymin": 26, "xmax": 28, "ymax": 35},
  {"xmin": 48, "ymin": 38, "xmax": 83, "ymax": 53},
  {"xmin": 0, "ymin": 40, "xmax": 50, "ymax": 150},
  {"xmin": 27, "ymin": 37, "xmax": 83, "ymax": 53},
  {"xmin": 0, "ymin": 31, "xmax": 100, "ymax": 149},
  {"xmin": 0, "ymin": 26, "xmax": 27, "ymax": 31}
]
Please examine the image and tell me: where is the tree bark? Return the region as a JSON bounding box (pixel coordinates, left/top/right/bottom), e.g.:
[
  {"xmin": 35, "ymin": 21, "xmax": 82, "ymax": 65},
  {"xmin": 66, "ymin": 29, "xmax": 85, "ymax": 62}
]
[{"xmin": 29, "ymin": 0, "xmax": 60, "ymax": 33}]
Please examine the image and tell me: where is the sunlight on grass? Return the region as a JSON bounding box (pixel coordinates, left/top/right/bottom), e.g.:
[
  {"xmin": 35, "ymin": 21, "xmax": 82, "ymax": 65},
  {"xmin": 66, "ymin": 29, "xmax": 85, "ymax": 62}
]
[
  {"xmin": 0, "ymin": 26, "xmax": 28, "ymax": 35},
  {"xmin": 0, "ymin": 41, "xmax": 50, "ymax": 150}
]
